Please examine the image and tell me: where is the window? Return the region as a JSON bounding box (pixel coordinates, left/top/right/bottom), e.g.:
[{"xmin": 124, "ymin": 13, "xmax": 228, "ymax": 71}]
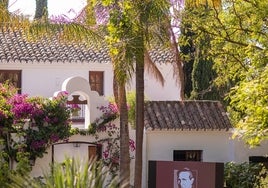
[
  {"xmin": 173, "ymin": 150, "xmax": 202, "ymax": 161},
  {"xmin": 67, "ymin": 95, "xmax": 87, "ymax": 123},
  {"xmin": 88, "ymin": 145, "xmax": 102, "ymax": 160},
  {"xmin": 0, "ymin": 70, "xmax": 22, "ymax": 93},
  {"xmin": 249, "ymin": 156, "xmax": 268, "ymax": 169},
  {"xmin": 89, "ymin": 71, "xmax": 104, "ymax": 95}
]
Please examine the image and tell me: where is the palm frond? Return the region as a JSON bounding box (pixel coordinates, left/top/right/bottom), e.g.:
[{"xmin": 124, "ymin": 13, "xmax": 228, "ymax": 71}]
[
  {"xmin": 144, "ymin": 50, "xmax": 165, "ymax": 86},
  {"xmin": 26, "ymin": 22, "xmax": 104, "ymax": 48}
]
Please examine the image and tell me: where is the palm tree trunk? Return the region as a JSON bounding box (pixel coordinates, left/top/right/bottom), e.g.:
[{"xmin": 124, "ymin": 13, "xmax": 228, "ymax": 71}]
[
  {"xmin": 118, "ymin": 84, "xmax": 130, "ymax": 187},
  {"xmin": 167, "ymin": 20, "xmax": 185, "ymax": 100},
  {"xmin": 34, "ymin": 0, "xmax": 48, "ymax": 20},
  {"xmin": 134, "ymin": 35, "xmax": 145, "ymax": 188},
  {"xmin": 113, "ymin": 74, "xmax": 119, "ymax": 105}
]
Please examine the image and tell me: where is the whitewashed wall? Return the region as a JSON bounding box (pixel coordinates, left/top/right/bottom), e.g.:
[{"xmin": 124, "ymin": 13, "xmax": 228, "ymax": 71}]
[
  {"xmin": 30, "ymin": 126, "xmax": 136, "ymax": 185},
  {"xmin": 142, "ymin": 130, "xmax": 268, "ymax": 188},
  {"xmin": 144, "ymin": 130, "xmax": 234, "ymax": 163},
  {"xmin": 1, "ymin": 61, "xmax": 180, "ymax": 100},
  {"xmin": 0, "ymin": 62, "xmax": 113, "ymax": 98},
  {"xmin": 233, "ymin": 139, "xmax": 268, "ymax": 163}
]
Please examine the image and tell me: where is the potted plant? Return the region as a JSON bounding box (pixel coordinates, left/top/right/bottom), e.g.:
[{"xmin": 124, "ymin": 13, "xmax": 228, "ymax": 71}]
[{"xmin": 70, "ymin": 104, "xmax": 81, "ymax": 117}]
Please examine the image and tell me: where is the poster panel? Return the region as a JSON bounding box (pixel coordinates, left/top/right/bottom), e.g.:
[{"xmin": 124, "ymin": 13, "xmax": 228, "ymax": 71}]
[{"xmin": 148, "ymin": 161, "xmax": 224, "ymax": 188}]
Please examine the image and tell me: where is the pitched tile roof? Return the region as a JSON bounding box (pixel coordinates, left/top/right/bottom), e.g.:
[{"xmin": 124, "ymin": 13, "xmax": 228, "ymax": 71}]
[
  {"xmin": 144, "ymin": 100, "xmax": 233, "ymax": 131},
  {"xmin": 0, "ymin": 29, "xmax": 175, "ymax": 64},
  {"xmin": 0, "ymin": 29, "xmax": 110, "ymax": 63}
]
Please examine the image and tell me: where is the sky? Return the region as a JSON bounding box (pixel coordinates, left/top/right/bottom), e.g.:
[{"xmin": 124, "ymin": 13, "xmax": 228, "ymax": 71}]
[{"xmin": 9, "ymin": 0, "xmax": 87, "ymax": 19}]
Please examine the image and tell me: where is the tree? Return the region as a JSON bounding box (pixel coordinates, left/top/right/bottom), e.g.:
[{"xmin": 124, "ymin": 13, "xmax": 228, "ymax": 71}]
[
  {"xmin": 178, "ymin": 0, "xmax": 268, "ymax": 146},
  {"xmin": 1, "ymin": 0, "xmax": 28, "ymax": 27},
  {"xmin": 0, "ymin": 0, "xmax": 8, "ymax": 9},
  {"xmin": 179, "ymin": 21, "xmax": 195, "ymax": 98},
  {"xmin": 34, "ymin": 0, "xmax": 48, "ymax": 20},
  {"xmin": 4, "ymin": 1, "xmax": 180, "ymax": 187},
  {"xmin": 103, "ymin": 1, "xmax": 172, "ymax": 186},
  {"xmin": 179, "ymin": 0, "xmax": 223, "ymax": 100}
]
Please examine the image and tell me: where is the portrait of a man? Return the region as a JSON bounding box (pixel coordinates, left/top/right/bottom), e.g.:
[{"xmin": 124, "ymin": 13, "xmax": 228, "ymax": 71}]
[{"xmin": 174, "ymin": 168, "xmax": 196, "ymax": 188}]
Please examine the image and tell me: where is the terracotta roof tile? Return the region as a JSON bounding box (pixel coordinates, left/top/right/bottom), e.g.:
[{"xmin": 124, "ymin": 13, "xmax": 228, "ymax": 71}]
[
  {"xmin": 0, "ymin": 29, "xmax": 175, "ymax": 64},
  {"xmin": 144, "ymin": 101, "xmax": 233, "ymax": 131}
]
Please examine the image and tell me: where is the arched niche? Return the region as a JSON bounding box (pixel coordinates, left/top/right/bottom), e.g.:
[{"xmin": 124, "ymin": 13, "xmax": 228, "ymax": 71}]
[{"xmin": 53, "ymin": 76, "xmax": 109, "ymax": 129}]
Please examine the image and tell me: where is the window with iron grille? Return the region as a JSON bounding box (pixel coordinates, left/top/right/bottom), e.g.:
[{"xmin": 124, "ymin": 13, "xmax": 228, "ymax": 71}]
[
  {"xmin": 67, "ymin": 95, "xmax": 87, "ymax": 123},
  {"xmin": 0, "ymin": 70, "xmax": 22, "ymax": 93},
  {"xmin": 89, "ymin": 71, "xmax": 104, "ymax": 95}
]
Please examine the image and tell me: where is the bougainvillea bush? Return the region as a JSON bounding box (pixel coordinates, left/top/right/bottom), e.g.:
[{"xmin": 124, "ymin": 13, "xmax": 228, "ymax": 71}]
[
  {"xmin": 0, "ymin": 82, "xmax": 136, "ymax": 186},
  {"xmin": 72, "ymin": 102, "xmax": 136, "ymax": 177},
  {"xmin": 0, "ymin": 83, "xmax": 72, "ymax": 179}
]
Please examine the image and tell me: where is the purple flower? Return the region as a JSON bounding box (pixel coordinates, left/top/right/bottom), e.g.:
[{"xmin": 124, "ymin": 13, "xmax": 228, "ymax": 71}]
[
  {"xmin": 129, "ymin": 139, "xmax": 136, "ymax": 152},
  {"xmin": 52, "ymin": 117, "xmax": 59, "ymax": 123},
  {"xmin": 44, "ymin": 116, "xmax": 51, "ymax": 123},
  {"xmin": 50, "ymin": 134, "xmax": 60, "ymax": 143},
  {"xmin": 70, "ymin": 104, "xmax": 81, "ymax": 110},
  {"xmin": 30, "ymin": 140, "xmax": 46, "ymax": 150},
  {"xmin": 103, "ymin": 149, "xmax": 109, "ymax": 159}
]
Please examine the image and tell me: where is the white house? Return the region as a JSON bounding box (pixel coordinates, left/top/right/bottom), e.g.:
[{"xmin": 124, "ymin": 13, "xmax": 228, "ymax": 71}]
[
  {"xmin": 1, "ymin": 28, "xmax": 268, "ymax": 187},
  {"xmin": 142, "ymin": 101, "xmax": 268, "ymax": 187},
  {"xmin": 0, "ymin": 28, "xmax": 180, "ymax": 101}
]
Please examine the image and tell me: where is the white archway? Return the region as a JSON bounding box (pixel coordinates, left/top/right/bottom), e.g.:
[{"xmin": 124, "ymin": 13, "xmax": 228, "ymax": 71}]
[{"xmin": 54, "ymin": 76, "xmax": 109, "ymax": 129}]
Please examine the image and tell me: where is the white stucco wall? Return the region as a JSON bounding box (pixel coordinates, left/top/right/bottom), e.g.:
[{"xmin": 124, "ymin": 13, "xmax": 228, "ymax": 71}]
[
  {"xmin": 128, "ymin": 62, "xmax": 181, "ymax": 101},
  {"xmin": 233, "ymin": 139, "xmax": 268, "ymax": 163},
  {"xmin": 142, "ymin": 130, "xmax": 268, "ymax": 188},
  {"xmin": 30, "ymin": 125, "xmax": 136, "ymax": 185},
  {"xmin": 1, "ymin": 61, "xmax": 180, "ymax": 100},
  {"xmin": 4, "ymin": 62, "xmax": 114, "ymax": 98},
  {"xmin": 145, "ymin": 130, "xmax": 234, "ymax": 163}
]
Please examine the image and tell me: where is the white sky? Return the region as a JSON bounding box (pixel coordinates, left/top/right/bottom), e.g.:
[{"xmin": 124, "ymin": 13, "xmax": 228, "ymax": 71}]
[{"xmin": 9, "ymin": 0, "xmax": 87, "ymax": 19}]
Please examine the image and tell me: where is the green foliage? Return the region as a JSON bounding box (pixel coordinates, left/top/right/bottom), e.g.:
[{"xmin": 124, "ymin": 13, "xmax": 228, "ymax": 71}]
[
  {"xmin": 8, "ymin": 157, "xmax": 119, "ymax": 188},
  {"xmin": 224, "ymin": 162, "xmax": 268, "ymax": 188},
  {"xmin": 0, "ymin": 150, "xmax": 9, "ymax": 187},
  {"xmin": 230, "ymin": 66, "xmax": 268, "ymax": 146},
  {"xmin": 126, "ymin": 91, "xmax": 136, "ymax": 128},
  {"xmin": 0, "ymin": 0, "xmax": 30, "ymax": 28},
  {"xmin": 179, "ymin": 0, "xmax": 268, "ymax": 145},
  {"xmin": 0, "ymin": 84, "xmax": 72, "ymax": 183},
  {"xmin": 108, "ymin": 91, "xmax": 136, "ymax": 128},
  {"xmin": 70, "ymin": 102, "xmax": 135, "ymax": 178},
  {"xmin": 179, "ymin": 4, "xmax": 225, "ymax": 101}
]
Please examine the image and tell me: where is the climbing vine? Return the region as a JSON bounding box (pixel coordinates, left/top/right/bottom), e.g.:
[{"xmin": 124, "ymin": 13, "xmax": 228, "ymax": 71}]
[
  {"xmin": 0, "ymin": 82, "xmax": 135, "ymax": 182},
  {"xmin": 71, "ymin": 102, "xmax": 136, "ymax": 177}
]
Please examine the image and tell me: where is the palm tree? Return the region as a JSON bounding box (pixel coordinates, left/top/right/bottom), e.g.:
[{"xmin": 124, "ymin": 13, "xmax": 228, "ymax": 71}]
[
  {"xmin": 115, "ymin": 1, "xmax": 177, "ymax": 186},
  {"xmin": 34, "ymin": 0, "xmax": 48, "ymax": 20},
  {"xmin": 0, "ymin": 0, "xmax": 8, "ymax": 9},
  {"xmin": 4, "ymin": 1, "xmax": 181, "ymax": 187}
]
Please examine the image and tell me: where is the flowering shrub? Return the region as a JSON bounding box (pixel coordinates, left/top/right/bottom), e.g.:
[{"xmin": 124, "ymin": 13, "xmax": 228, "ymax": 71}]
[
  {"xmin": 0, "ymin": 83, "xmax": 72, "ymax": 171},
  {"xmin": 72, "ymin": 102, "xmax": 136, "ymax": 177},
  {"xmin": 0, "ymin": 82, "xmax": 136, "ymax": 181},
  {"xmin": 73, "ymin": 102, "xmax": 119, "ymax": 136}
]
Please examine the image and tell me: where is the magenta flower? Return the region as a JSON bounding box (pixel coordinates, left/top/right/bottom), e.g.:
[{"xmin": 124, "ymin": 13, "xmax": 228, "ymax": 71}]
[
  {"xmin": 30, "ymin": 140, "xmax": 46, "ymax": 149},
  {"xmin": 50, "ymin": 134, "xmax": 60, "ymax": 143},
  {"xmin": 9, "ymin": 94, "xmax": 35, "ymax": 119},
  {"xmin": 129, "ymin": 139, "xmax": 136, "ymax": 152},
  {"xmin": 103, "ymin": 149, "xmax": 109, "ymax": 159}
]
